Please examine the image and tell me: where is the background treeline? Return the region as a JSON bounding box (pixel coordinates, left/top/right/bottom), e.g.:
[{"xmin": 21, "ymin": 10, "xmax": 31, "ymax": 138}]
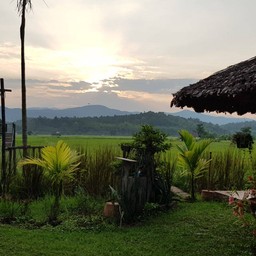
[{"xmin": 14, "ymin": 111, "xmax": 256, "ymax": 136}]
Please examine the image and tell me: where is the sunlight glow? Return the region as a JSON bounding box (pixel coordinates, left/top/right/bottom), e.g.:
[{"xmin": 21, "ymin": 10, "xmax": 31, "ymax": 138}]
[
  {"xmin": 23, "ymin": 45, "xmax": 138, "ymax": 84},
  {"xmin": 112, "ymin": 90, "xmax": 171, "ymax": 104}
]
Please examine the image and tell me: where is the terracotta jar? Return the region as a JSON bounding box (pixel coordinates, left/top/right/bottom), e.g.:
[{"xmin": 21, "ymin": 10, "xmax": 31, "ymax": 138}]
[{"xmin": 103, "ymin": 202, "xmax": 120, "ymax": 218}]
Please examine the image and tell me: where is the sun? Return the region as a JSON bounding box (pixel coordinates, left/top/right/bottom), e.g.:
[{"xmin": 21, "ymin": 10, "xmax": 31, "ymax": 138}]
[{"xmin": 70, "ymin": 47, "xmax": 121, "ymax": 83}]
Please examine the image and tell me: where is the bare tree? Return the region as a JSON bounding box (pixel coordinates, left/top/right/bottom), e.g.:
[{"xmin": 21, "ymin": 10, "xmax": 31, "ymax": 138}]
[{"xmin": 17, "ymin": 0, "xmax": 32, "ymax": 153}]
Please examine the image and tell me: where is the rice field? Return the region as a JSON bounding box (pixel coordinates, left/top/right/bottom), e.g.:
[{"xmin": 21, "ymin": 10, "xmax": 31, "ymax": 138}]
[
  {"xmin": 15, "ymin": 134, "xmax": 240, "ymax": 152},
  {"xmin": 16, "ymin": 135, "xmax": 133, "ymax": 150}
]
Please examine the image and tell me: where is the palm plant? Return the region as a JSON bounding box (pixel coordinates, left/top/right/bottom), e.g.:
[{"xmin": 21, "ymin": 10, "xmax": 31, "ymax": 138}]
[
  {"xmin": 16, "ymin": 0, "xmax": 32, "ymax": 152},
  {"xmin": 177, "ymin": 130, "xmax": 212, "ymax": 201},
  {"xmin": 19, "ymin": 140, "xmax": 80, "ymax": 223}
]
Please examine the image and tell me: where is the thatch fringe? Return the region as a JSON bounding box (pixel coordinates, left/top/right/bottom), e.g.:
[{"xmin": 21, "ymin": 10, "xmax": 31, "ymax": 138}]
[{"xmin": 171, "ymin": 56, "xmax": 256, "ymax": 115}]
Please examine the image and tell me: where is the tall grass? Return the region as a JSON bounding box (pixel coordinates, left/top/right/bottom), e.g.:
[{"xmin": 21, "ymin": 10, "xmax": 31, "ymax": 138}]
[
  {"xmin": 5, "ymin": 136, "xmax": 256, "ymax": 199},
  {"xmin": 198, "ymin": 148, "xmax": 249, "ymax": 191},
  {"xmin": 75, "ymin": 146, "xmax": 121, "ymax": 197},
  {"xmin": 3, "ymin": 144, "xmax": 121, "ymax": 200},
  {"xmin": 7, "ymin": 147, "xmax": 46, "ymax": 200},
  {"xmin": 9, "ymin": 165, "xmax": 45, "ymax": 200},
  {"xmin": 156, "ymin": 152, "xmax": 176, "ymax": 205},
  {"xmin": 173, "ymin": 146, "xmax": 254, "ymax": 193}
]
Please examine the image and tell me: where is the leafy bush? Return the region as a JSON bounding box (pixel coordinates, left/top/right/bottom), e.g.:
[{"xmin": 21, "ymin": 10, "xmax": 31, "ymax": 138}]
[
  {"xmin": 232, "ymin": 127, "xmax": 254, "ymax": 151},
  {"xmin": 0, "ymin": 200, "xmax": 22, "ymax": 223},
  {"xmin": 72, "ymin": 188, "xmax": 103, "ymax": 215}
]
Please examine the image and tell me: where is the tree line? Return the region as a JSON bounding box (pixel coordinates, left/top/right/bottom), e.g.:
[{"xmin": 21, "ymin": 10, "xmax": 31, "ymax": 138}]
[{"xmin": 14, "ymin": 111, "xmax": 233, "ymax": 137}]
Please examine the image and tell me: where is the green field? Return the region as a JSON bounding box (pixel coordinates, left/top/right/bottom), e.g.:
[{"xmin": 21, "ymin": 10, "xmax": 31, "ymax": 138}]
[
  {"xmin": 15, "ymin": 135, "xmax": 255, "ymax": 171},
  {"xmin": 15, "ymin": 135, "xmax": 241, "ymax": 152},
  {"xmin": 16, "ymin": 135, "xmax": 133, "ymax": 150}
]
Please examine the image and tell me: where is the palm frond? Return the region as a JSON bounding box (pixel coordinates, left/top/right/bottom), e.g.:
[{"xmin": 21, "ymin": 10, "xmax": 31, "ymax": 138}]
[
  {"xmin": 178, "ymin": 129, "xmax": 195, "ymax": 151},
  {"xmin": 17, "ymin": 0, "xmax": 32, "ymax": 15},
  {"xmin": 19, "ymin": 140, "xmax": 80, "ymax": 187}
]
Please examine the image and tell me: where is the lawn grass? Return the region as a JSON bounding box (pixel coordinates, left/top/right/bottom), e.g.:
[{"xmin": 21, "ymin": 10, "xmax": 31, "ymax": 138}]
[{"xmin": 0, "ymin": 201, "xmax": 255, "ymax": 256}]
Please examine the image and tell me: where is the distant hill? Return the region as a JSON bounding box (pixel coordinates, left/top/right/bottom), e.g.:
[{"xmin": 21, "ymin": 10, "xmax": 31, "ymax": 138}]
[
  {"xmin": 221, "ymin": 121, "xmax": 256, "ymax": 135},
  {"xmin": 6, "ymin": 105, "xmax": 255, "ymax": 125},
  {"xmin": 6, "ymin": 105, "xmax": 134, "ymax": 122},
  {"xmin": 171, "ymin": 110, "xmax": 254, "ymax": 125},
  {"xmin": 11, "ymin": 107, "xmax": 256, "ymax": 136},
  {"xmin": 15, "ymin": 111, "xmax": 228, "ymax": 136}
]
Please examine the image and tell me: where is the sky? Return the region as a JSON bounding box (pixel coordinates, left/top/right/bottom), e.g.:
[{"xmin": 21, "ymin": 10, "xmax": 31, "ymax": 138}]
[{"xmin": 1, "ymin": 0, "xmax": 256, "ymax": 118}]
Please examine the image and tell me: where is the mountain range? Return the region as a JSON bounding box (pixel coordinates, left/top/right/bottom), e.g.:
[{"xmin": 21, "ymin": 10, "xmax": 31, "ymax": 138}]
[
  {"xmin": 170, "ymin": 110, "xmax": 254, "ymax": 125},
  {"xmin": 5, "ymin": 105, "xmax": 255, "ymax": 125},
  {"xmin": 6, "ymin": 105, "xmax": 133, "ymax": 123}
]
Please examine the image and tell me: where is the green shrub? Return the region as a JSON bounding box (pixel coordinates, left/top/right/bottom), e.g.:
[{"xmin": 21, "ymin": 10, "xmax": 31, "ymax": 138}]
[
  {"xmin": 0, "ymin": 199, "xmax": 24, "ymax": 223},
  {"xmin": 71, "ymin": 188, "xmax": 104, "ymax": 215}
]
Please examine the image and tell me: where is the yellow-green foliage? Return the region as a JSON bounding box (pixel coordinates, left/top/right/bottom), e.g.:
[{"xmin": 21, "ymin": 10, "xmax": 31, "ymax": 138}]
[{"xmin": 19, "ymin": 140, "xmax": 80, "ymax": 187}]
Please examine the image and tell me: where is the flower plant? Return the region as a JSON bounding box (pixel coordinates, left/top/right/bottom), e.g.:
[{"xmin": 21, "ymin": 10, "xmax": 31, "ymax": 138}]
[{"xmin": 229, "ymin": 176, "xmax": 256, "ymax": 235}]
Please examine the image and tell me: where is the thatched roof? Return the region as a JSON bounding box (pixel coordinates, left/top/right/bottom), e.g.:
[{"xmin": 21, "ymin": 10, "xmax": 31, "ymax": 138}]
[{"xmin": 171, "ymin": 56, "xmax": 256, "ymax": 115}]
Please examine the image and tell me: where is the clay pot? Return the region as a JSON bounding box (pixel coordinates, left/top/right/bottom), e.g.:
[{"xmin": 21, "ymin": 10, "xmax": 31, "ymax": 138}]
[{"xmin": 103, "ymin": 202, "xmax": 120, "ymax": 218}]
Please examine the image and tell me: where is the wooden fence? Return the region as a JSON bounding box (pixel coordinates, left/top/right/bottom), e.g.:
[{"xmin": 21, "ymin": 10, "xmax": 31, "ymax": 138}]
[{"xmin": 1, "ymin": 145, "xmax": 44, "ymax": 195}]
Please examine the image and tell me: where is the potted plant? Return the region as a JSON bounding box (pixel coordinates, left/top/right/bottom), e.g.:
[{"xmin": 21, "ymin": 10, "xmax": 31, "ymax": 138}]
[{"xmin": 103, "ymin": 185, "xmax": 120, "ymax": 218}]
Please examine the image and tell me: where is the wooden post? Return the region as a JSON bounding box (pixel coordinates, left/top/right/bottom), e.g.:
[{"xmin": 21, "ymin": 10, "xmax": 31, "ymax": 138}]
[
  {"xmin": 116, "ymin": 157, "xmax": 148, "ymax": 217},
  {"xmin": 0, "ymin": 78, "xmax": 11, "ymax": 196},
  {"xmin": 12, "ymin": 124, "xmax": 17, "ymax": 174},
  {"xmin": 208, "ymin": 152, "xmax": 212, "ymax": 190},
  {"xmin": 1, "ymin": 78, "xmax": 6, "ymax": 195}
]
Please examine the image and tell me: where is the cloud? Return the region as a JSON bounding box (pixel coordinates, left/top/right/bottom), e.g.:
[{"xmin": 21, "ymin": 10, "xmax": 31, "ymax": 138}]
[
  {"xmin": 2, "ymin": 0, "xmax": 256, "ymax": 116},
  {"xmin": 4, "ymin": 77, "xmax": 195, "ymax": 113},
  {"xmin": 3, "ymin": 0, "xmax": 256, "ymax": 82},
  {"xmin": 114, "ymin": 78, "xmax": 196, "ymax": 93},
  {"xmin": 97, "ymin": 78, "xmax": 196, "ymax": 95}
]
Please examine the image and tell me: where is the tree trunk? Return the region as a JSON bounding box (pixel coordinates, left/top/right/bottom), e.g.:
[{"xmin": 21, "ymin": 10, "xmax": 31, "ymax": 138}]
[
  {"xmin": 49, "ymin": 194, "xmax": 60, "ymax": 224},
  {"xmin": 191, "ymin": 172, "xmax": 195, "ymax": 201},
  {"xmin": 49, "ymin": 182, "xmax": 62, "ymax": 225},
  {"xmin": 145, "ymin": 152, "xmax": 155, "ymax": 202},
  {"xmin": 20, "ymin": 0, "xmax": 28, "ymax": 156}
]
